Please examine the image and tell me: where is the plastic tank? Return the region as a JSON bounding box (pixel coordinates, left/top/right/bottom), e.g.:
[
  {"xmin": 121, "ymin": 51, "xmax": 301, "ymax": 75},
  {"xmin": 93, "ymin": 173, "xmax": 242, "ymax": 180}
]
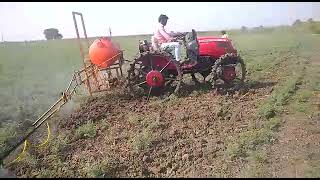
[{"xmin": 89, "ymin": 37, "xmax": 120, "ymax": 68}]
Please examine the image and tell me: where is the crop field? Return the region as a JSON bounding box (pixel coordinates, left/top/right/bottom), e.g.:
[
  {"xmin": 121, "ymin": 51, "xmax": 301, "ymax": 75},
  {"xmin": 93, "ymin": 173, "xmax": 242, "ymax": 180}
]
[{"xmin": 1, "ymin": 24, "xmax": 320, "ymax": 177}]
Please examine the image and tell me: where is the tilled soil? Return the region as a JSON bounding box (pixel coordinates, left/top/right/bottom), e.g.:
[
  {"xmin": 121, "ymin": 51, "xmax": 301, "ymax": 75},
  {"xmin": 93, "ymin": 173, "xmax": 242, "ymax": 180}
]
[{"xmin": 30, "ymin": 80, "xmax": 273, "ymax": 178}]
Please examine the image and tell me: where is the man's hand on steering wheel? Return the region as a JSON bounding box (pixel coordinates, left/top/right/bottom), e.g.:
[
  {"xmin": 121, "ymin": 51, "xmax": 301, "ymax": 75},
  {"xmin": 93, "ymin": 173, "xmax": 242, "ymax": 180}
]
[
  {"xmin": 169, "ymin": 37, "xmax": 178, "ymax": 42},
  {"xmin": 171, "ymin": 31, "xmax": 185, "ymax": 38}
]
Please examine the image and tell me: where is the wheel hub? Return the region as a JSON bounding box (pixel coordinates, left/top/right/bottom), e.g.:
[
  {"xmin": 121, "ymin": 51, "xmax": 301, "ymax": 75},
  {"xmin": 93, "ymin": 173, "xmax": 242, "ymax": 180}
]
[
  {"xmin": 223, "ymin": 67, "xmax": 236, "ymax": 81},
  {"xmin": 146, "ymin": 70, "xmax": 164, "ymax": 87}
]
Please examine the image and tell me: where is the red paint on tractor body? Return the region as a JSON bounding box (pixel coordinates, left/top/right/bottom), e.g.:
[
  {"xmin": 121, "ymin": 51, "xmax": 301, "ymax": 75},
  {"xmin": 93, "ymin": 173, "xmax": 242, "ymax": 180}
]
[
  {"xmin": 198, "ymin": 36, "xmax": 237, "ymax": 58},
  {"xmin": 142, "ymin": 55, "xmax": 177, "ymax": 71}
]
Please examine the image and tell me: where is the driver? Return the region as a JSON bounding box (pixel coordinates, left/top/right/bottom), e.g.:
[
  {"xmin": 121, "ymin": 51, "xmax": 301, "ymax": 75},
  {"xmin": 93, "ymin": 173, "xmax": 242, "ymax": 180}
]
[{"xmin": 152, "ymin": 14, "xmax": 182, "ymax": 62}]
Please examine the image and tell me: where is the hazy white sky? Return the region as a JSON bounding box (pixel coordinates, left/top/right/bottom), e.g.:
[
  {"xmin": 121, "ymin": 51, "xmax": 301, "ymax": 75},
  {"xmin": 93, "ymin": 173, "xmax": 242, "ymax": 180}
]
[{"xmin": 0, "ymin": 2, "xmax": 320, "ymax": 41}]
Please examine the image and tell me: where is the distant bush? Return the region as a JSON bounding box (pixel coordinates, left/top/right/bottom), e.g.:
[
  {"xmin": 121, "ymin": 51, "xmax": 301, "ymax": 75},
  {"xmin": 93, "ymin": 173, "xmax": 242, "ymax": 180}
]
[
  {"xmin": 307, "ymin": 18, "xmax": 314, "ymax": 23},
  {"xmin": 309, "ymin": 22, "xmax": 320, "ymax": 34},
  {"xmin": 293, "ymin": 19, "xmax": 302, "ymax": 26},
  {"xmin": 241, "ymin": 26, "xmax": 248, "ymax": 32}
]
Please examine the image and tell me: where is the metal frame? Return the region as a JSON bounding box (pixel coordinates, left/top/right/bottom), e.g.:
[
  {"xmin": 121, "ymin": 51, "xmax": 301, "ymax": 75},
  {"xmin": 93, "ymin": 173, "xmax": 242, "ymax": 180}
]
[
  {"xmin": 72, "ymin": 11, "xmax": 124, "ymax": 95},
  {"xmin": 72, "ymin": 11, "xmax": 94, "ymax": 95}
]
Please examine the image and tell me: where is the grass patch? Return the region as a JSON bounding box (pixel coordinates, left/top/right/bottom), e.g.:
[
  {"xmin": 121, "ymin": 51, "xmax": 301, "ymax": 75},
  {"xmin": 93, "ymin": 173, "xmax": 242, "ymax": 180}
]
[
  {"xmin": 227, "ymin": 125, "xmax": 276, "ymax": 158},
  {"xmin": 100, "ymin": 118, "xmax": 111, "ymax": 130},
  {"xmin": 240, "ymin": 150, "xmax": 269, "ymax": 178},
  {"xmin": 257, "ymin": 103, "xmax": 277, "ymax": 119},
  {"xmin": 127, "ymin": 112, "xmax": 143, "ymax": 125},
  {"xmin": 21, "ymin": 152, "xmax": 38, "ymax": 168},
  {"xmin": 132, "ymin": 128, "xmax": 154, "ymax": 154},
  {"xmin": 286, "ymin": 60, "xmax": 319, "ymax": 117},
  {"xmin": 75, "ymin": 122, "xmax": 97, "ymax": 139},
  {"xmin": 234, "ymin": 48, "xmax": 319, "ymax": 177},
  {"xmin": 82, "ymin": 162, "xmax": 105, "ymax": 178},
  {"xmin": 230, "ymin": 68, "xmax": 303, "ymax": 173},
  {"xmin": 305, "ymin": 158, "xmax": 320, "ymax": 178},
  {"xmin": 291, "ymin": 101, "xmax": 310, "ymax": 113},
  {"xmin": 0, "ymin": 123, "xmax": 18, "ymax": 154},
  {"xmin": 227, "ymin": 118, "xmax": 281, "ymax": 176},
  {"xmin": 258, "ymin": 72, "xmax": 303, "ymax": 119},
  {"xmin": 140, "ymin": 113, "xmax": 161, "ymax": 130},
  {"xmin": 37, "ymin": 169, "xmax": 55, "ymax": 178},
  {"xmin": 295, "ymin": 89, "xmax": 313, "ymax": 103},
  {"xmin": 264, "ymin": 117, "xmax": 281, "ymax": 131},
  {"xmin": 129, "ymin": 112, "xmax": 160, "ymax": 153},
  {"xmin": 228, "ymin": 62, "xmax": 302, "ymax": 159},
  {"xmin": 148, "ymin": 99, "xmax": 166, "ymax": 109},
  {"xmin": 83, "ymin": 156, "xmax": 120, "ymax": 178},
  {"xmin": 273, "ymin": 77, "xmax": 302, "ymax": 106},
  {"xmin": 164, "ymin": 96, "xmax": 181, "ymax": 108},
  {"xmin": 35, "ymin": 157, "xmax": 74, "ymax": 178}
]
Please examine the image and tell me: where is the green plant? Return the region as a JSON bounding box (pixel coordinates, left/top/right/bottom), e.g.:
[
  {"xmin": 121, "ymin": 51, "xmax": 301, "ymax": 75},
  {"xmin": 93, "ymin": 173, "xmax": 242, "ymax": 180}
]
[
  {"xmin": 75, "ymin": 122, "xmax": 97, "ymax": 139},
  {"xmin": 264, "ymin": 117, "xmax": 281, "ymax": 131},
  {"xmin": 258, "ymin": 103, "xmax": 276, "ymax": 119},
  {"xmin": 0, "ymin": 122, "xmax": 18, "ymax": 153},
  {"xmin": 227, "ymin": 124, "xmax": 277, "ymax": 159},
  {"xmin": 85, "ymin": 163, "xmax": 104, "ymax": 178},
  {"xmin": 127, "ymin": 112, "xmax": 142, "ymax": 125},
  {"xmin": 132, "ymin": 129, "xmax": 153, "ymax": 153}
]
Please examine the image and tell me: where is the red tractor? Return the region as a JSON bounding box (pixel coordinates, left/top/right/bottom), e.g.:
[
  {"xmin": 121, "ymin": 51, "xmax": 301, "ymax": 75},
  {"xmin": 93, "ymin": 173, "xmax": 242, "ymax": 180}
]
[{"xmin": 126, "ymin": 29, "xmax": 246, "ymax": 98}]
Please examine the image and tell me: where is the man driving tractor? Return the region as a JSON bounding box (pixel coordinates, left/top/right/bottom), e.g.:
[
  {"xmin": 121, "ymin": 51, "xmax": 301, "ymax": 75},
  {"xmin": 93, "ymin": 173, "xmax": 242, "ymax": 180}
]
[{"xmin": 151, "ymin": 14, "xmax": 182, "ymax": 62}]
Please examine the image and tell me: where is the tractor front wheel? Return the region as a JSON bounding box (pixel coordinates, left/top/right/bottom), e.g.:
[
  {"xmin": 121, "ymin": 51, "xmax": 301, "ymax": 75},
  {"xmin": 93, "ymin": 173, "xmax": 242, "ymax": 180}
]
[{"xmin": 210, "ymin": 53, "xmax": 246, "ymax": 90}]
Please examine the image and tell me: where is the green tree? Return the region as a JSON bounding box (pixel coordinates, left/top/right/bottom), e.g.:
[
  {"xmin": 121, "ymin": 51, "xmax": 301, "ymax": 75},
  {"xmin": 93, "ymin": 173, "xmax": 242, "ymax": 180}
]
[
  {"xmin": 43, "ymin": 28, "xmax": 63, "ymax": 40},
  {"xmin": 241, "ymin": 26, "xmax": 248, "ymax": 32}
]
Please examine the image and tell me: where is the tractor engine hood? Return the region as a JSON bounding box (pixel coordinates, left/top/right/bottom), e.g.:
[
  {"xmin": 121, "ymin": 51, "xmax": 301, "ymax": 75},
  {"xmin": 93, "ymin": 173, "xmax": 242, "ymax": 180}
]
[
  {"xmin": 197, "ymin": 36, "xmax": 237, "ymax": 58},
  {"xmin": 197, "ymin": 36, "xmax": 230, "ymax": 43}
]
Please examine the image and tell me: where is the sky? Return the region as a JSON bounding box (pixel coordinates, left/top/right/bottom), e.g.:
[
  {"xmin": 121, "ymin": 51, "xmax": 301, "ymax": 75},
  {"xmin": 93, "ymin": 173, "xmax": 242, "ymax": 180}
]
[{"xmin": 0, "ymin": 2, "xmax": 320, "ymax": 42}]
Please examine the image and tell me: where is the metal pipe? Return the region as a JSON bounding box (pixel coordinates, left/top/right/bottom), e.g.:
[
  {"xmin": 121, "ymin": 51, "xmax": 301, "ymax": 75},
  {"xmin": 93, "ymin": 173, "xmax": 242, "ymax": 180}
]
[
  {"xmin": 32, "ymin": 97, "xmax": 63, "ymax": 126},
  {"xmin": 72, "ymin": 12, "xmax": 92, "ymax": 96}
]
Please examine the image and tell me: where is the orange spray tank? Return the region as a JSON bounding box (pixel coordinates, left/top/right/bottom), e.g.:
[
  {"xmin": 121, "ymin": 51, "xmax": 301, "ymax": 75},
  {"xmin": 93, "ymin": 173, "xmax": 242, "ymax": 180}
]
[{"xmin": 89, "ymin": 37, "xmax": 120, "ymax": 68}]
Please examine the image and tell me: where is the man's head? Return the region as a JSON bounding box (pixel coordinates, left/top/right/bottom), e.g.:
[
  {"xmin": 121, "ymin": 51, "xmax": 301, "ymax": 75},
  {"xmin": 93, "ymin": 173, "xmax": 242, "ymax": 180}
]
[
  {"xmin": 158, "ymin": 14, "xmax": 169, "ymax": 26},
  {"xmin": 221, "ymin": 30, "xmax": 226, "ymax": 35}
]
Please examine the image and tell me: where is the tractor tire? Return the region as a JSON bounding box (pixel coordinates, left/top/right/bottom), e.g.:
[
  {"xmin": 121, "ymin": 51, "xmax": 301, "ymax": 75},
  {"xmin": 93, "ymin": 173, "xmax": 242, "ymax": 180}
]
[
  {"xmin": 126, "ymin": 51, "xmax": 182, "ymax": 99},
  {"xmin": 209, "ymin": 53, "xmax": 246, "ymax": 90}
]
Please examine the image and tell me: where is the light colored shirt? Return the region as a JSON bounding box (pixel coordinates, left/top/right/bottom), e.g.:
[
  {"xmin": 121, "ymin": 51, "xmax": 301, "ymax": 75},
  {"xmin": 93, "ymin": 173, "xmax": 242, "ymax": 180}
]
[
  {"xmin": 153, "ymin": 23, "xmax": 173, "ymax": 44},
  {"xmin": 221, "ymin": 34, "xmax": 229, "ymax": 38}
]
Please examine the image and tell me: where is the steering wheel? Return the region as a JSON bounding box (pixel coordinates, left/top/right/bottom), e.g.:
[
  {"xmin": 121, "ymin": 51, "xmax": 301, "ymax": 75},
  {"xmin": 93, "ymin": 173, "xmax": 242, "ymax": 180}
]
[
  {"xmin": 171, "ymin": 30, "xmax": 197, "ymax": 42},
  {"xmin": 170, "ymin": 33, "xmax": 186, "ymax": 42}
]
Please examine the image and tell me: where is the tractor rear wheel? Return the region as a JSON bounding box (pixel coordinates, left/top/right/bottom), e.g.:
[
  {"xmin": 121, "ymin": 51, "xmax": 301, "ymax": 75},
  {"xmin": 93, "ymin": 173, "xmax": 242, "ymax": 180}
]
[{"xmin": 127, "ymin": 51, "xmax": 182, "ymax": 99}]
